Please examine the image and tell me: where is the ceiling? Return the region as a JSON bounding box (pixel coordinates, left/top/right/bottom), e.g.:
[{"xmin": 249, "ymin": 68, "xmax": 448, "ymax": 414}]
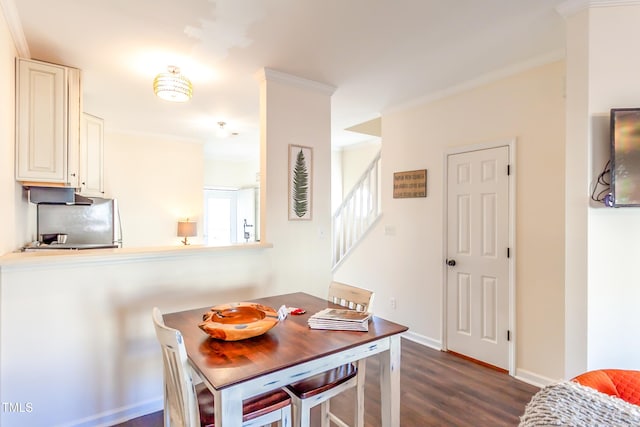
[{"xmin": 8, "ymin": 0, "xmax": 567, "ymax": 161}]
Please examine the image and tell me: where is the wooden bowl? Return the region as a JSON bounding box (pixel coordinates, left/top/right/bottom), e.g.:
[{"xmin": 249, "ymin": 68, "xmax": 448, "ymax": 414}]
[{"xmin": 198, "ymin": 302, "xmax": 279, "ymax": 341}]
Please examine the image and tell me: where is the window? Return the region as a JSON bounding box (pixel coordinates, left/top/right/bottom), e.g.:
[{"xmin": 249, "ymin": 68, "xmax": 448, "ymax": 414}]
[{"xmin": 203, "ymin": 188, "xmax": 257, "ymax": 245}]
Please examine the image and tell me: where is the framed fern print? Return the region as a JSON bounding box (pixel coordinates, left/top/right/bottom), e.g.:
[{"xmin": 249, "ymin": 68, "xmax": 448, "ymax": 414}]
[{"xmin": 288, "ymin": 144, "xmax": 313, "ymax": 220}]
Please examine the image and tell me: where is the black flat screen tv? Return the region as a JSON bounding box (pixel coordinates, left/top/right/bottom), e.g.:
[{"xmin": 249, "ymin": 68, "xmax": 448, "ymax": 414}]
[{"xmin": 610, "ymin": 108, "xmax": 640, "ymax": 207}]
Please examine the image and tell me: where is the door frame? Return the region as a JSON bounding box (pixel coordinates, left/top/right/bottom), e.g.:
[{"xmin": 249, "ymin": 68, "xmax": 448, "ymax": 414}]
[{"xmin": 441, "ymin": 138, "xmax": 517, "ymax": 376}]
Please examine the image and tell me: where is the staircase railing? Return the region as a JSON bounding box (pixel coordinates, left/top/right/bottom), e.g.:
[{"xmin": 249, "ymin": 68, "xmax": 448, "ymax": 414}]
[{"xmin": 332, "ymin": 151, "xmax": 382, "ymax": 270}]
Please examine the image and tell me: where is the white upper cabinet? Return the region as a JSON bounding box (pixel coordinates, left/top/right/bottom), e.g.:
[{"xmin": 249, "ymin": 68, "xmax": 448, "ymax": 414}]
[
  {"xmin": 15, "ymin": 58, "xmax": 81, "ymax": 186},
  {"xmin": 79, "ymin": 113, "xmax": 104, "ymax": 196}
]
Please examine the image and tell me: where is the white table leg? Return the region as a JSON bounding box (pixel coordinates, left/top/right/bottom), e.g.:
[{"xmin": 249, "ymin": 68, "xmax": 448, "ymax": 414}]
[
  {"xmin": 214, "ymin": 387, "xmax": 244, "ymax": 427},
  {"xmin": 379, "ymin": 335, "xmax": 401, "ymax": 427}
]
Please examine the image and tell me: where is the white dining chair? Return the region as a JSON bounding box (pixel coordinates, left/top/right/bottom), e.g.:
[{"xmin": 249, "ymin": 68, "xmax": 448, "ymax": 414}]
[
  {"xmin": 284, "ymin": 282, "xmax": 374, "ymax": 427},
  {"xmin": 152, "ymin": 307, "xmax": 292, "ymax": 427}
]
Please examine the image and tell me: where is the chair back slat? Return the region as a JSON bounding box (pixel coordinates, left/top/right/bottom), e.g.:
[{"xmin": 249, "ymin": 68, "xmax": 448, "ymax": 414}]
[
  {"xmin": 328, "ymin": 281, "xmax": 375, "ymax": 313},
  {"xmin": 152, "ymin": 307, "xmax": 201, "ymax": 427}
]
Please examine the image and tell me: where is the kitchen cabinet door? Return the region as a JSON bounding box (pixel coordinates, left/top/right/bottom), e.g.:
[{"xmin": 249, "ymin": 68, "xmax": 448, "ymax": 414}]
[
  {"xmin": 15, "ymin": 58, "xmax": 80, "ymax": 186},
  {"xmin": 79, "ymin": 113, "xmax": 104, "ymax": 196}
]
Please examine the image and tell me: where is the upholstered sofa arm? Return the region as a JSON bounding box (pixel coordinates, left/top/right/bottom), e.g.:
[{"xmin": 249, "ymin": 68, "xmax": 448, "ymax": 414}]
[{"xmin": 519, "ymin": 381, "xmax": 640, "ymax": 426}]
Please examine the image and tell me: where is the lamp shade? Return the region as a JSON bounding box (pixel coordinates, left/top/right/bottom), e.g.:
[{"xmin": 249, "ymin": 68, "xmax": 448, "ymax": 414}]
[
  {"xmin": 177, "ymin": 221, "xmax": 197, "ymax": 237},
  {"xmin": 153, "ymin": 66, "xmax": 192, "ymax": 102}
]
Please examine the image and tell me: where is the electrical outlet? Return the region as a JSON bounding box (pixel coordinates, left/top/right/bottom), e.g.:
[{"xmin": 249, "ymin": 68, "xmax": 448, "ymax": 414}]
[{"xmin": 390, "ymin": 297, "xmax": 397, "ymax": 309}]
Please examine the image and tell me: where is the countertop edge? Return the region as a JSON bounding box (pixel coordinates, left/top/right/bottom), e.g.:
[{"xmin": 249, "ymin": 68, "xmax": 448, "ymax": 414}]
[{"xmin": 0, "ymin": 242, "xmax": 274, "ymax": 271}]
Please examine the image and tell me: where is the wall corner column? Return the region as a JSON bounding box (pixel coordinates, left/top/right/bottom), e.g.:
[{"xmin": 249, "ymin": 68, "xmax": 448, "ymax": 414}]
[{"xmin": 255, "ymin": 68, "xmax": 336, "ymax": 296}]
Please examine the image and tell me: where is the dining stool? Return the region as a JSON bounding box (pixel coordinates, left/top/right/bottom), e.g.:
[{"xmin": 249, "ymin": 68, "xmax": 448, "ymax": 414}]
[
  {"xmin": 284, "ymin": 282, "xmax": 374, "ymax": 427},
  {"xmin": 152, "ymin": 307, "xmax": 292, "ymax": 427}
]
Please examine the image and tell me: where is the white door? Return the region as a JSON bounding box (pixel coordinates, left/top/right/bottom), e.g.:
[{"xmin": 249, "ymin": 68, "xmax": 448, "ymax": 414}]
[
  {"xmin": 446, "ymin": 145, "xmax": 511, "ymax": 370},
  {"xmin": 204, "ymin": 189, "xmax": 238, "ymax": 245}
]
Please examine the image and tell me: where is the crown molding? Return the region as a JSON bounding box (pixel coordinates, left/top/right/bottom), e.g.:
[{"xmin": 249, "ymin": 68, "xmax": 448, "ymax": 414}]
[
  {"xmin": 255, "ymin": 67, "xmax": 336, "ymax": 95},
  {"xmin": 557, "ymin": 0, "xmax": 640, "ymax": 18},
  {"xmin": 0, "ymin": 0, "xmax": 29, "ymax": 57},
  {"xmin": 384, "ymin": 49, "xmax": 565, "ymax": 117}
]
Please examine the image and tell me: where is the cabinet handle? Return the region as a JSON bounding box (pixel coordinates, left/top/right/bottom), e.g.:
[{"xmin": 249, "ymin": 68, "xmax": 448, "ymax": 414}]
[{"xmin": 70, "ymin": 173, "xmax": 76, "ymax": 177}]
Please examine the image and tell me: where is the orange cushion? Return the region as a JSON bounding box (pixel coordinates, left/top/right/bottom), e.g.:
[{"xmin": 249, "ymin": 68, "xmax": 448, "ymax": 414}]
[{"xmin": 572, "ymin": 369, "xmax": 640, "ymax": 406}]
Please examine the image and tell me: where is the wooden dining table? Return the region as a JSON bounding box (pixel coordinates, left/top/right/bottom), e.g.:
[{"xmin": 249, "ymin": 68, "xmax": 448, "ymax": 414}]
[{"xmin": 163, "ymin": 292, "xmax": 409, "ymax": 427}]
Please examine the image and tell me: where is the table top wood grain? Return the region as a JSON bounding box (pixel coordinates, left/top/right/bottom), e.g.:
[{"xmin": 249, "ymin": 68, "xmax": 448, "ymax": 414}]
[{"xmin": 163, "ymin": 292, "xmax": 408, "ymax": 390}]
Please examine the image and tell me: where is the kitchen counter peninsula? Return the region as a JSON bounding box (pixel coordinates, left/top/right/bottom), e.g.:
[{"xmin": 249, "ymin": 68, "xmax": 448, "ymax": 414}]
[
  {"xmin": 0, "ymin": 239, "xmax": 280, "ymax": 427},
  {"xmin": 0, "ymin": 241, "xmax": 273, "ymax": 270}
]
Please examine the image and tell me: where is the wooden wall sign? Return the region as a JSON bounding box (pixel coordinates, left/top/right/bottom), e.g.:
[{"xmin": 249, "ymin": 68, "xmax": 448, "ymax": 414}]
[{"xmin": 393, "ymin": 169, "xmax": 427, "ymax": 198}]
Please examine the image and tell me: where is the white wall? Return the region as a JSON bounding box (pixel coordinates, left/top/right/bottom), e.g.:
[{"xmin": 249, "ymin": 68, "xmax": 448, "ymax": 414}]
[
  {"xmin": 0, "ymin": 6, "xmax": 32, "ymax": 255},
  {"xmin": 335, "ymin": 61, "xmax": 566, "ymax": 382},
  {"xmin": 0, "ymin": 5, "xmax": 15, "ymax": 254},
  {"xmin": 563, "ymin": 6, "xmax": 590, "ymax": 380},
  {"xmin": 104, "ymin": 131, "xmax": 205, "ymax": 247},
  {"xmin": 582, "ymin": 5, "xmax": 640, "ymax": 371},
  {"xmin": 331, "ymin": 149, "xmax": 343, "ymax": 212},
  {"xmin": 258, "ymin": 70, "xmax": 334, "ymax": 299},
  {"xmin": 204, "ymin": 157, "xmax": 258, "ymax": 189},
  {"xmin": 340, "ymin": 140, "xmax": 381, "ymax": 197}
]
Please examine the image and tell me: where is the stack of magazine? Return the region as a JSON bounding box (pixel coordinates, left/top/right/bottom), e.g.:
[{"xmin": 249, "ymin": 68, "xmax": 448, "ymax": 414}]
[{"xmin": 307, "ymin": 308, "xmax": 373, "ymax": 331}]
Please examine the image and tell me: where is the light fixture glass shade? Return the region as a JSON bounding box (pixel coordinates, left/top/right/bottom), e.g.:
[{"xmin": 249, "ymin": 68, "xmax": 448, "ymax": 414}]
[
  {"xmin": 153, "ymin": 66, "xmax": 192, "ymax": 102},
  {"xmin": 177, "ymin": 220, "xmax": 197, "ymax": 245}
]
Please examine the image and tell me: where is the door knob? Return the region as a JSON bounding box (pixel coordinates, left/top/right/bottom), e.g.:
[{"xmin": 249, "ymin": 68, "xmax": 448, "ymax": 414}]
[{"xmin": 447, "ymin": 259, "xmax": 456, "ymax": 266}]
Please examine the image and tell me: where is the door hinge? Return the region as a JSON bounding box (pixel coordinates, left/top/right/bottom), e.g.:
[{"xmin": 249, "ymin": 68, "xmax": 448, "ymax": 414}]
[
  {"xmin": 507, "ymin": 164, "xmax": 511, "ymax": 175},
  {"xmin": 507, "ymin": 247, "xmax": 510, "ymax": 258},
  {"xmin": 507, "ymin": 330, "xmax": 511, "ymax": 341}
]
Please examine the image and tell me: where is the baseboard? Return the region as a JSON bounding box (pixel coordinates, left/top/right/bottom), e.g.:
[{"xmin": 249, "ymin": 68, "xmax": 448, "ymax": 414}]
[
  {"xmin": 58, "ymin": 397, "xmax": 163, "ymax": 427},
  {"xmin": 515, "ymin": 368, "xmax": 559, "ymax": 388},
  {"xmin": 401, "ymin": 330, "xmax": 442, "ymax": 350},
  {"xmin": 401, "ymin": 331, "xmax": 559, "ymax": 388}
]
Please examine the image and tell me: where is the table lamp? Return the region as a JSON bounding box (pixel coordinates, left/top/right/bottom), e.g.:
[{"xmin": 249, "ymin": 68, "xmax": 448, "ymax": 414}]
[{"xmin": 177, "ymin": 219, "xmax": 197, "ymax": 245}]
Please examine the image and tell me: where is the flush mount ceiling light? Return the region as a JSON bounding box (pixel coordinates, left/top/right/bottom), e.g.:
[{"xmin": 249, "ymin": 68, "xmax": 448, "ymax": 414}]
[{"xmin": 153, "ymin": 66, "xmax": 192, "ymax": 102}]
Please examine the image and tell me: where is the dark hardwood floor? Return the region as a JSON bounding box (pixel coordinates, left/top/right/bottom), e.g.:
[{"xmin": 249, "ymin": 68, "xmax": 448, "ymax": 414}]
[{"xmin": 115, "ymin": 338, "xmax": 538, "ymax": 426}]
